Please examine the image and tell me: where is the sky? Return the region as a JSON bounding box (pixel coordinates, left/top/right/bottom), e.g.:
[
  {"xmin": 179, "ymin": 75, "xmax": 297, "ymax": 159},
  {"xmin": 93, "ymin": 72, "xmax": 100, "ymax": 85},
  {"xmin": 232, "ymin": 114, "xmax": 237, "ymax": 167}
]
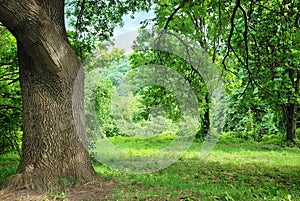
[
  {"xmin": 114, "ymin": 10, "xmax": 155, "ymax": 36},
  {"xmin": 110, "ymin": 10, "xmax": 155, "ymax": 54},
  {"xmin": 64, "ymin": 9, "xmax": 155, "ymax": 54}
]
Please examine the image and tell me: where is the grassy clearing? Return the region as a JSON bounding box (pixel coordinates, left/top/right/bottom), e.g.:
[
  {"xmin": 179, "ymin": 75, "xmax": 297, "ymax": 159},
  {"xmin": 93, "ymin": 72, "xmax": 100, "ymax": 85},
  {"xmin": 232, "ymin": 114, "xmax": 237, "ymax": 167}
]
[
  {"xmin": 94, "ymin": 136, "xmax": 300, "ymax": 201},
  {"xmin": 1, "ymin": 136, "xmax": 300, "ymax": 200}
]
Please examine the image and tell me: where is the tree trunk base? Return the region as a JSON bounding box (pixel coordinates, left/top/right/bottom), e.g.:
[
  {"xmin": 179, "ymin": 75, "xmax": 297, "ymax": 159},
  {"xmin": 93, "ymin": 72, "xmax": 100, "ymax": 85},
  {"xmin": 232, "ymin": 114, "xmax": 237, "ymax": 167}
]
[
  {"xmin": 1, "ymin": 166, "xmax": 100, "ymax": 191},
  {"xmin": 0, "ymin": 173, "xmax": 117, "ymax": 201}
]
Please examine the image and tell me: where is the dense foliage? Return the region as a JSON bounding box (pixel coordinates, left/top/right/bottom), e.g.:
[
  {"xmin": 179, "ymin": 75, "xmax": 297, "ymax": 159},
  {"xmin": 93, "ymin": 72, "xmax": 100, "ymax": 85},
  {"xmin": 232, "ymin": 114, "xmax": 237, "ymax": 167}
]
[
  {"xmin": 130, "ymin": 0, "xmax": 300, "ymax": 142},
  {"xmin": 0, "ymin": 25, "xmax": 22, "ymax": 154},
  {"xmin": 222, "ymin": 0, "xmax": 300, "ymax": 142}
]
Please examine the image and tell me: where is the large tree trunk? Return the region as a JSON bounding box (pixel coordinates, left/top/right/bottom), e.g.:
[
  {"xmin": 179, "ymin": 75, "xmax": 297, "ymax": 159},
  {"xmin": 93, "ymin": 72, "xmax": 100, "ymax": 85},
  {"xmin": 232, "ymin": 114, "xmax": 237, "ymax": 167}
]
[{"xmin": 0, "ymin": 0, "xmax": 99, "ymax": 190}]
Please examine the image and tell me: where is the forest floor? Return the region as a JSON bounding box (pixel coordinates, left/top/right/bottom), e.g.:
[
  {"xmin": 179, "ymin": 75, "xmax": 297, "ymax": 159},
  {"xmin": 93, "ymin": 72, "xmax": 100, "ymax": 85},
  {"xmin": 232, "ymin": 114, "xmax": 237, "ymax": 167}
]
[
  {"xmin": 0, "ymin": 179, "xmax": 116, "ymax": 201},
  {"xmin": 1, "ymin": 137, "xmax": 300, "ymax": 200}
]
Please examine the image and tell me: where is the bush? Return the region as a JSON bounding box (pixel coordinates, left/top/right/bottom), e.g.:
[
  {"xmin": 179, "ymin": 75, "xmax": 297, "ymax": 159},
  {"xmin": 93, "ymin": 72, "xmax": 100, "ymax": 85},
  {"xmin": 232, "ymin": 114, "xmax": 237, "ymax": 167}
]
[
  {"xmin": 261, "ymin": 133, "xmax": 285, "ymax": 144},
  {"xmin": 218, "ymin": 132, "xmax": 250, "ymax": 144}
]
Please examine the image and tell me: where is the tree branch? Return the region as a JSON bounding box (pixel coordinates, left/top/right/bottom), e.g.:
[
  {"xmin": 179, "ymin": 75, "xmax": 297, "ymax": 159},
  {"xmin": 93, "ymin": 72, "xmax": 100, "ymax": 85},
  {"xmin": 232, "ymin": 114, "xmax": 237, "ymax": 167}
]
[
  {"xmin": 163, "ymin": 0, "xmax": 188, "ymax": 30},
  {"xmin": 0, "ymin": 104, "xmax": 22, "ymax": 112},
  {"xmin": 0, "ymin": 72, "xmax": 18, "ymax": 80},
  {"xmin": 222, "ymin": 0, "xmax": 239, "ymax": 72},
  {"xmin": 238, "ymin": 1, "xmax": 253, "ymax": 87},
  {"xmin": 252, "ymin": 1, "xmax": 281, "ymax": 14}
]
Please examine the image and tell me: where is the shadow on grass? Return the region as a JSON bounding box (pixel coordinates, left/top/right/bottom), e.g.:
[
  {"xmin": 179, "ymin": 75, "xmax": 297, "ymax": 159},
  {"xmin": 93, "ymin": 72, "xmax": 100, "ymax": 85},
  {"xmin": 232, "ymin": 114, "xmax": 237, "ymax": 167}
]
[
  {"xmin": 108, "ymin": 156, "xmax": 300, "ymax": 201},
  {"xmin": 93, "ymin": 142, "xmax": 300, "ymax": 201}
]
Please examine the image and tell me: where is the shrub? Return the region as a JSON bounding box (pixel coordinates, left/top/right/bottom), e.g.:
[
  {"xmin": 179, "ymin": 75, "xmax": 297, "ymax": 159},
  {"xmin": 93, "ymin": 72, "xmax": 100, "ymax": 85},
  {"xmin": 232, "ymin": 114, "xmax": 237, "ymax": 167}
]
[
  {"xmin": 218, "ymin": 132, "xmax": 249, "ymax": 144},
  {"xmin": 261, "ymin": 133, "xmax": 285, "ymax": 144}
]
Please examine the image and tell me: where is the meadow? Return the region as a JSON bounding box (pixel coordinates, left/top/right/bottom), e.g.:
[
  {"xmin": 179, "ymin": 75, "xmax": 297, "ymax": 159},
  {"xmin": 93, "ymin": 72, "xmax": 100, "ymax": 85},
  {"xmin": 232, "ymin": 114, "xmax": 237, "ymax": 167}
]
[{"xmin": 1, "ymin": 136, "xmax": 300, "ymax": 201}]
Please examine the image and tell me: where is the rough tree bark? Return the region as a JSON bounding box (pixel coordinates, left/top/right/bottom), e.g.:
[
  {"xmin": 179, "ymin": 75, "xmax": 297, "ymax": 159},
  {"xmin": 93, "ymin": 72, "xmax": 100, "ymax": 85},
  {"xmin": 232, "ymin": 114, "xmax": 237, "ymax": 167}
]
[{"xmin": 0, "ymin": 0, "xmax": 99, "ymax": 190}]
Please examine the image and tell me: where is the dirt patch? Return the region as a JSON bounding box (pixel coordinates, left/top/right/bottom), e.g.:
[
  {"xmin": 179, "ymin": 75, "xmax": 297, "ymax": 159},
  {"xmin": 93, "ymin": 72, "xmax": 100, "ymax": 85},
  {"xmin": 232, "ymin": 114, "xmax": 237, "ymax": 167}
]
[{"xmin": 0, "ymin": 178, "xmax": 117, "ymax": 201}]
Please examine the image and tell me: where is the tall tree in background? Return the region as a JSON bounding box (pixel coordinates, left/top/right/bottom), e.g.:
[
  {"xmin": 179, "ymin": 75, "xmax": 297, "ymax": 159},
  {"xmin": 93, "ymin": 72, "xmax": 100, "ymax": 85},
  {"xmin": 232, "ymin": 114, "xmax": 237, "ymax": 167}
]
[
  {"xmin": 131, "ymin": 0, "xmax": 226, "ymax": 136},
  {"xmin": 148, "ymin": 0, "xmax": 299, "ymax": 142},
  {"xmin": 0, "ymin": 0, "xmax": 150, "ymax": 190},
  {"xmin": 223, "ymin": 0, "xmax": 300, "ymax": 142}
]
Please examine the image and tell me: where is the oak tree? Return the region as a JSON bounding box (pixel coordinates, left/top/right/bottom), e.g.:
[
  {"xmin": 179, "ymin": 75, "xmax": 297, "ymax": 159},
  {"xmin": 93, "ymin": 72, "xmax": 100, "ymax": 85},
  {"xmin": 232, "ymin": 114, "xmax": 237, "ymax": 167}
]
[{"xmin": 0, "ymin": 0, "xmax": 150, "ymax": 190}]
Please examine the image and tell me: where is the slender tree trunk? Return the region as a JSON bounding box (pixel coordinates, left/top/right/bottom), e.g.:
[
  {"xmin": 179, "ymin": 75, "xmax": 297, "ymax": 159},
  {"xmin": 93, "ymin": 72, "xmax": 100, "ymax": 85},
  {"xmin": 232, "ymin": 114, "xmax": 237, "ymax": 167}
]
[
  {"xmin": 0, "ymin": 0, "xmax": 99, "ymax": 190},
  {"xmin": 283, "ymin": 104, "xmax": 298, "ymax": 142},
  {"xmin": 297, "ymin": 106, "xmax": 300, "ymax": 129},
  {"xmin": 202, "ymin": 93, "xmax": 210, "ymax": 135},
  {"xmin": 283, "ymin": 68, "xmax": 300, "ymax": 143}
]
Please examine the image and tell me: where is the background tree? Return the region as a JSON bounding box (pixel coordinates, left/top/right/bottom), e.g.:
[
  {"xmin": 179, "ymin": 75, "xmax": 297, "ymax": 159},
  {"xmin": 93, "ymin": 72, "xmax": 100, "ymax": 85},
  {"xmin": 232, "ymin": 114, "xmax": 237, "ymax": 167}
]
[
  {"xmin": 223, "ymin": 0, "xmax": 300, "ymax": 142},
  {"xmin": 84, "ymin": 49, "xmax": 128, "ymax": 142},
  {"xmin": 130, "ymin": 0, "xmax": 227, "ymax": 137},
  {"xmin": 142, "ymin": 0, "xmax": 300, "ymax": 142}
]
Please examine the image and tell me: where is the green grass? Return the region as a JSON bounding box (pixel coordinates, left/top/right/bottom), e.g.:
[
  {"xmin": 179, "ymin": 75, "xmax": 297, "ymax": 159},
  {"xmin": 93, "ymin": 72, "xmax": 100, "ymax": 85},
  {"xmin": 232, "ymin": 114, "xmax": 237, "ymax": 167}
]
[
  {"xmin": 0, "ymin": 152, "xmax": 19, "ymax": 183},
  {"xmin": 1, "ymin": 137, "xmax": 300, "ymax": 201},
  {"xmin": 94, "ymin": 137, "xmax": 300, "ymax": 201}
]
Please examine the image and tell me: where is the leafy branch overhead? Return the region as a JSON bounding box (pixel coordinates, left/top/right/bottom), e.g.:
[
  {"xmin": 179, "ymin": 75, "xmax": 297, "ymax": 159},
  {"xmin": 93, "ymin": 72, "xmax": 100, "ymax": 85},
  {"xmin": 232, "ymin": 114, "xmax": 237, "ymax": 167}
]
[{"xmin": 66, "ymin": 0, "xmax": 152, "ymax": 57}]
